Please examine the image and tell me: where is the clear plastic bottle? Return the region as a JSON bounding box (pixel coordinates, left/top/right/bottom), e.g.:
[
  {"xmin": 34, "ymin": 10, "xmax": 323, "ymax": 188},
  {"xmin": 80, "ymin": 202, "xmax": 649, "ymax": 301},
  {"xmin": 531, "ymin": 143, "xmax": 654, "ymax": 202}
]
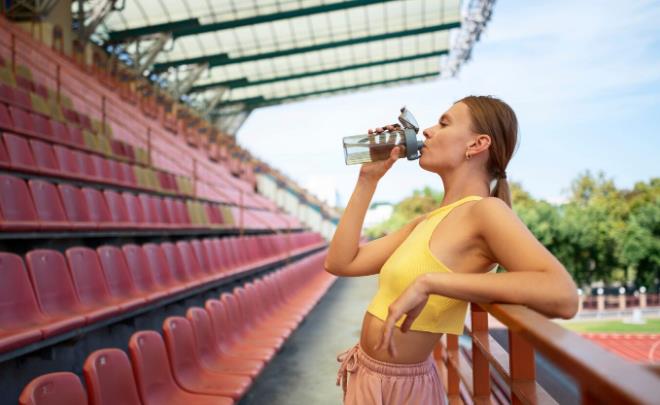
[{"xmin": 342, "ymin": 106, "xmax": 423, "ymax": 165}]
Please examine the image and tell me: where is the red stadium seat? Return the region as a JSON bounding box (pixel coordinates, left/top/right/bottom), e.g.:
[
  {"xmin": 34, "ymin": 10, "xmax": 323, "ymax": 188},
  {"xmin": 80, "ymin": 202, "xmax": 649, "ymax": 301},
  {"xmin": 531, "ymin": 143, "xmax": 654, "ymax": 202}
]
[
  {"xmin": 90, "ymin": 155, "xmax": 111, "ymax": 181},
  {"xmin": 163, "ymin": 198, "xmax": 183, "ymax": 224},
  {"xmin": 52, "ymin": 145, "xmax": 80, "ymax": 176},
  {"xmin": 0, "ymin": 252, "xmax": 43, "ymax": 352},
  {"xmin": 119, "ymin": 162, "xmax": 137, "ymax": 185},
  {"xmin": 221, "ymin": 292, "xmax": 284, "ymax": 350},
  {"xmin": 8, "ymin": 105, "xmax": 35, "ymax": 134},
  {"xmin": 73, "ymin": 150, "xmax": 98, "ymax": 180},
  {"xmin": 29, "ymin": 139, "xmax": 61, "ymax": 175},
  {"xmin": 176, "ymin": 240, "xmax": 216, "ymax": 282},
  {"xmin": 122, "ymin": 192, "xmax": 148, "ymax": 228},
  {"xmin": 0, "ymin": 174, "xmax": 39, "ymax": 231},
  {"xmin": 19, "ymin": 372, "xmax": 88, "ymax": 405},
  {"xmin": 58, "ymin": 184, "xmax": 97, "ymax": 230},
  {"xmin": 233, "ymin": 285, "xmax": 292, "ymax": 339},
  {"xmin": 96, "ymin": 245, "xmax": 148, "ymax": 307},
  {"xmin": 0, "ymin": 133, "xmax": 10, "ymax": 168},
  {"xmin": 185, "ymin": 307, "xmax": 264, "ymax": 378},
  {"xmin": 28, "ymin": 179, "xmax": 71, "ymax": 230},
  {"xmin": 25, "ymin": 249, "xmax": 92, "ymax": 329},
  {"xmin": 128, "ymin": 331, "xmax": 232, "ymax": 405},
  {"xmin": 107, "ymin": 159, "xmax": 125, "ymax": 184},
  {"xmin": 31, "ymin": 113, "xmax": 53, "ymax": 138},
  {"xmin": 65, "ymin": 247, "xmax": 139, "ymax": 314},
  {"xmin": 0, "ymin": 104, "xmax": 13, "ymax": 131},
  {"xmin": 82, "ymin": 187, "xmax": 128, "ymax": 229},
  {"xmin": 3, "ymin": 132, "xmax": 37, "ymax": 172},
  {"xmin": 68, "ymin": 126, "xmax": 85, "ymax": 146},
  {"xmin": 83, "ymin": 348, "xmax": 141, "ymax": 405},
  {"xmin": 50, "ymin": 119, "xmax": 71, "ymax": 143},
  {"xmin": 103, "ymin": 190, "xmax": 131, "ymax": 225},
  {"xmin": 142, "ymin": 243, "xmax": 189, "ymax": 294},
  {"xmin": 204, "ymin": 299, "xmax": 275, "ymax": 362},
  {"xmin": 121, "ymin": 244, "xmax": 169, "ymax": 302},
  {"xmin": 162, "ymin": 316, "xmax": 251, "ymax": 400},
  {"xmin": 161, "ymin": 242, "xmax": 199, "ymax": 286}
]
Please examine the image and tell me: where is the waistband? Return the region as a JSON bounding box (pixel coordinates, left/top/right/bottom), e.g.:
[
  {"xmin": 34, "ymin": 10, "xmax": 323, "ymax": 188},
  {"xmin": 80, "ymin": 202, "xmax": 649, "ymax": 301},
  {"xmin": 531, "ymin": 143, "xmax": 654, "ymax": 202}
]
[{"xmin": 336, "ymin": 342, "xmax": 436, "ymax": 400}]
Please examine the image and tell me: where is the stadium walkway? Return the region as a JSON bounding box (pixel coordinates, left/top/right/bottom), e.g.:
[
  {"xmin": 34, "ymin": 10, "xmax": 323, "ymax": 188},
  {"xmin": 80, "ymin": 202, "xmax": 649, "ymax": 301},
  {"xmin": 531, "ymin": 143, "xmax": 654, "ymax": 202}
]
[{"xmin": 239, "ymin": 274, "xmax": 379, "ymax": 405}]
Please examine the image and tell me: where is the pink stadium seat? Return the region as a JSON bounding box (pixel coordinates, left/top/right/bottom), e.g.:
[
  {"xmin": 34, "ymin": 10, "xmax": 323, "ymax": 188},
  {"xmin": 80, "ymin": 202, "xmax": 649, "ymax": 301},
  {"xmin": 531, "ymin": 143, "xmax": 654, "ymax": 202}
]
[
  {"xmin": 107, "ymin": 159, "xmax": 125, "ymax": 184},
  {"xmin": 66, "ymin": 247, "xmax": 140, "ymax": 314},
  {"xmin": 50, "ymin": 119, "xmax": 71, "ymax": 143},
  {"xmin": 128, "ymin": 331, "xmax": 232, "ymax": 405},
  {"xmin": 122, "ymin": 192, "xmax": 148, "ymax": 228},
  {"xmin": 119, "ymin": 162, "xmax": 137, "ymax": 185},
  {"xmin": 176, "ymin": 240, "xmax": 216, "ymax": 282},
  {"xmin": 205, "ymin": 299, "xmax": 275, "ymax": 362},
  {"xmin": 19, "ymin": 372, "xmax": 88, "ymax": 405},
  {"xmin": 161, "ymin": 242, "xmax": 198, "ymax": 285},
  {"xmin": 121, "ymin": 244, "xmax": 169, "ymax": 302},
  {"xmin": 137, "ymin": 194, "xmax": 160, "ymax": 226},
  {"xmin": 162, "ymin": 316, "xmax": 251, "ymax": 400},
  {"xmin": 163, "ymin": 198, "xmax": 183, "ymax": 224},
  {"xmin": 142, "ymin": 243, "xmax": 189, "ymax": 294},
  {"xmin": 0, "ymin": 252, "xmax": 43, "ymax": 352},
  {"xmin": 0, "ymin": 104, "xmax": 14, "ymax": 131},
  {"xmin": 82, "ymin": 187, "xmax": 127, "ymax": 229},
  {"xmin": 233, "ymin": 285, "xmax": 292, "ymax": 339},
  {"xmin": 28, "ymin": 179, "xmax": 71, "ymax": 230},
  {"xmin": 154, "ymin": 196, "xmax": 173, "ymax": 225},
  {"xmin": 103, "ymin": 190, "xmax": 132, "ymax": 225},
  {"xmin": 74, "ymin": 150, "xmax": 98, "ymax": 180},
  {"xmin": 58, "ymin": 184, "xmax": 97, "ymax": 230},
  {"xmin": 3, "ymin": 132, "xmax": 37, "ymax": 172},
  {"xmin": 96, "ymin": 245, "xmax": 148, "ymax": 307},
  {"xmin": 0, "ymin": 133, "xmax": 9, "ymax": 168},
  {"xmin": 83, "ymin": 348, "xmax": 141, "ymax": 405},
  {"xmin": 25, "ymin": 249, "xmax": 100, "ymax": 327},
  {"xmin": 202, "ymin": 238, "xmax": 224, "ymax": 274},
  {"xmin": 29, "ymin": 139, "xmax": 61, "ymax": 175},
  {"xmin": 0, "ymin": 173, "xmax": 39, "ymax": 231},
  {"xmin": 185, "ymin": 307, "xmax": 264, "ymax": 378},
  {"xmin": 191, "ymin": 239, "xmax": 214, "ymax": 274},
  {"xmin": 52, "ymin": 145, "xmax": 80, "ymax": 176},
  {"xmin": 8, "ymin": 105, "xmax": 34, "ymax": 134},
  {"xmin": 221, "ymin": 292, "xmax": 284, "ymax": 350},
  {"xmin": 68, "ymin": 126, "xmax": 85, "ymax": 146},
  {"xmin": 91, "ymin": 155, "xmax": 112, "ymax": 181},
  {"xmin": 31, "ymin": 113, "xmax": 54, "ymax": 138}
]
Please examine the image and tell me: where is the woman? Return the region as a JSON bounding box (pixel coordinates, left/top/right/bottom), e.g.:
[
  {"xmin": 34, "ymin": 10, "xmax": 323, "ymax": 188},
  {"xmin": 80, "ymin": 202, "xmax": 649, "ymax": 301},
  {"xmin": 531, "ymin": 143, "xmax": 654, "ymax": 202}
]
[{"xmin": 325, "ymin": 95, "xmax": 579, "ymax": 404}]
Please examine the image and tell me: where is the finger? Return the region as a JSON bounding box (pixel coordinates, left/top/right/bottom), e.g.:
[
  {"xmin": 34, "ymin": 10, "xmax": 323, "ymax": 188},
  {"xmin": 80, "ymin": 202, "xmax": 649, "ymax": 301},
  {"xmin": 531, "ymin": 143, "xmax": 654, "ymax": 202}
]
[
  {"xmin": 400, "ymin": 315, "xmax": 414, "ymax": 333},
  {"xmin": 389, "ymin": 336, "xmax": 398, "ymax": 358}
]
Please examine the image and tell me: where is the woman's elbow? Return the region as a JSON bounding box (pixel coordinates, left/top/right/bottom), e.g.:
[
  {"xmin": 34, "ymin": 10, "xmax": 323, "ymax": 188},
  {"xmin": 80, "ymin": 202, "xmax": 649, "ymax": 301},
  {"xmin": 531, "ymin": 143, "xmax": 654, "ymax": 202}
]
[
  {"xmin": 557, "ymin": 290, "xmax": 580, "ymax": 320},
  {"xmin": 323, "ymin": 258, "xmax": 338, "ymax": 276}
]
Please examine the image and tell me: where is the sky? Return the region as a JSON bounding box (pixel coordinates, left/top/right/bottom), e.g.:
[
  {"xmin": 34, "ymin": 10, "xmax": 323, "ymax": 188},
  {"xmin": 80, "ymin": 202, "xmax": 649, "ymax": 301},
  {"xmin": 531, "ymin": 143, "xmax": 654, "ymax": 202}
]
[{"xmin": 236, "ymin": 0, "xmax": 660, "ymax": 207}]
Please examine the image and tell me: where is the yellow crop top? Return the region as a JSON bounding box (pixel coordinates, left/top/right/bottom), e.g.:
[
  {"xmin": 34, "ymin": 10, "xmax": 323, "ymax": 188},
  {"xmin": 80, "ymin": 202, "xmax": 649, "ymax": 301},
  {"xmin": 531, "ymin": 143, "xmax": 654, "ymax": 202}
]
[{"xmin": 366, "ymin": 195, "xmax": 498, "ymax": 335}]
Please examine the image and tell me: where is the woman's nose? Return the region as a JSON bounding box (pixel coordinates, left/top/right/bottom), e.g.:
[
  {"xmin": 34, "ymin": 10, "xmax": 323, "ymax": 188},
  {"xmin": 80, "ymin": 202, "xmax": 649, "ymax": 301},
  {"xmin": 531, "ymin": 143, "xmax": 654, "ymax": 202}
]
[{"xmin": 422, "ymin": 129, "xmax": 430, "ymax": 139}]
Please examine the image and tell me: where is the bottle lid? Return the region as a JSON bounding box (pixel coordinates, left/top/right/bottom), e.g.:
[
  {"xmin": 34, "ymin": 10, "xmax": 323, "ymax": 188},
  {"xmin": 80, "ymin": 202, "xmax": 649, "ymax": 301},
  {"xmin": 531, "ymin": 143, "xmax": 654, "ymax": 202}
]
[{"xmin": 398, "ymin": 106, "xmax": 419, "ymax": 133}]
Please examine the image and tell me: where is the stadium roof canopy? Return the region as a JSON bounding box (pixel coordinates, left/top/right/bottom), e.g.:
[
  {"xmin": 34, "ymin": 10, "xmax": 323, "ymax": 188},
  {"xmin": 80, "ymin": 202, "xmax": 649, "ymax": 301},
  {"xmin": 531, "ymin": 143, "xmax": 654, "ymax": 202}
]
[{"xmin": 92, "ymin": 0, "xmax": 491, "ymax": 134}]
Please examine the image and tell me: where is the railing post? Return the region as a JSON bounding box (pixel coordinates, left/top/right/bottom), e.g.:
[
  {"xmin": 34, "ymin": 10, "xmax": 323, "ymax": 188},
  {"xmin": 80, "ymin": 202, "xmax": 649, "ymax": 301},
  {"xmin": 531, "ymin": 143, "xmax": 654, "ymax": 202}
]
[
  {"xmin": 471, "ymin": 304, "xmax": 491, "ymax": 401},
  {"xmin": 640, "ymin": 287, "xmax": 647, "ymax": 308},
  {"xmin": 446, "ymin": 334, "xmax": 461, "ymax": 400},
  {"xmin": 597, "ymin": 288, "xmax": 605, "ymax": 314},
  {"xmin": 509, "ymin": 329, "xmax": 535, "ymax": 405},
  {"xmin": 619, "ymin": 287, "xmax": 626, "ymax": 312}
]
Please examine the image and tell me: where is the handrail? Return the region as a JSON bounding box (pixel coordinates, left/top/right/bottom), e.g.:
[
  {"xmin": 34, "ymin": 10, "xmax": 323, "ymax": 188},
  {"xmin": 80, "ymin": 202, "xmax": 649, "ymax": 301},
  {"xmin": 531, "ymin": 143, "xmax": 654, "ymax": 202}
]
[{"xmin": 434, "ymin": 302, "xmax": 660, "ymax": 404}]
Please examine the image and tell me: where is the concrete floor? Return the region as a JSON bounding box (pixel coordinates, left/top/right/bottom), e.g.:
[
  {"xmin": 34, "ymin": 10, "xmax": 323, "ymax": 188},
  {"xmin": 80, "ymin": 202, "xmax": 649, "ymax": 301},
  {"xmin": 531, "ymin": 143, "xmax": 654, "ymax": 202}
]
[{"xmin": 239, "ymin": 274, "xmax": 379, "ymax": 405}]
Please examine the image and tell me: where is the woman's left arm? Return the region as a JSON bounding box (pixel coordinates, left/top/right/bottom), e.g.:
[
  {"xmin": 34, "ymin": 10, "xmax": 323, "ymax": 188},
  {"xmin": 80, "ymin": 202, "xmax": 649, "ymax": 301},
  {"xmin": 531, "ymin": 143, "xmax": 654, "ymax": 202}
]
[{"xmin": 374, "ymin": 197, "xmax": 579, "ymax": 356}]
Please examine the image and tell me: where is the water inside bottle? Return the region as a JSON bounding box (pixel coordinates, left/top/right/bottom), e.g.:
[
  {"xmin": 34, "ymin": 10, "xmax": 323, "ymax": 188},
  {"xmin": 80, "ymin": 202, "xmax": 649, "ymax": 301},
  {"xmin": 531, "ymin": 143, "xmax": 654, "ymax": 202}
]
[{"xmin": 343, "ymin": 130, "xmax": 408, "ymax": 165}]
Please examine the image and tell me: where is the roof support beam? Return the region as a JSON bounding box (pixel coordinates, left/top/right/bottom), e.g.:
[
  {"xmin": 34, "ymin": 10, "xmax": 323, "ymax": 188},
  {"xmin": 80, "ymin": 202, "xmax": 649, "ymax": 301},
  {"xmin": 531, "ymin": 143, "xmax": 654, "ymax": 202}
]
[
  {"xmin": 188, "ymin": 49, "xmax": 449, "ymax": 93},
  {"xmin": 172, "ymin": 63, "xmax": 208, "ymax": 98},
  {"xmin": 153, "ymin": 21, "xmax": 460, "ymax": 72},
  {"xmin": 137, "ymin": 33, "xmax": 171, "ymax": 74},
  {"xmin": 108, "ymin": 18, "xmax": 200, "ymax": 42},
  {"xmin": 202, "ymin": 88, "xmax": 230, "ymax": 118},
  {"xmin": 214, "ymin": 72, "xmax": 439, "ymax": 115},
  {"xmin": 107, "ymin": 0, "xmax": 396, "ymax": 43}
]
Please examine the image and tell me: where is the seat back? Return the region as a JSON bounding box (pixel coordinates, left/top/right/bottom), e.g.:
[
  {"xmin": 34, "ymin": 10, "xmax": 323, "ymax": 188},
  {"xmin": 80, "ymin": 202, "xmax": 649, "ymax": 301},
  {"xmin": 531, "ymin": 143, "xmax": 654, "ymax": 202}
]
[
  {"xmin": 205, "ymin": 298, "xmax": 236, "ymax": 350},
  {"xmin": 28, "ymin": 179, "xmax": 69, "ymax": 224},
  {"xmin": 65, "ymin": 247, "xmax": 112, "ymax": 307},
  {"xmin": 25, "ymin": 249, "xmax": 81, "ymax": 317},
  {"xmin": 0, "ymin": 174, "xmax": 38, "ymax": 222},
  {"xmin": 162, "ymin": 316, "xmax": 201, "ymax": 379},
  {"xmin": 82, "ymin": 187, "xmax": 113, "ymax": 223},
  {"xmin": 161, "ymin": 242, "xmax": 192, "ymax": 282},
  {"xmin": 103, "ymin": 190, "xmax": 130, "ymax": 223},
  {"xmin": 52, "ymin": 145, "xmax": 79, "ymax": 175},
  {"xmin": 128, "ymin": 331, "xmax": 179, "ymax": 404},
  {"xmin": 176, "ymin": 241, "xmax": 205, "ymax": 277},
  {"xmin": 142, "ymin": 243, "xmax": 177, "ymax": 287},
  {"xmin": 122, "ymin": 244, "xmax": 158, "ymax": 293},
  {"xmin": 122, "ymin": 193, "xmax": 146, "ymax": 224},
  {"xmin": 190, "ymin": 240, "xmax": 212, "ymax": 274},
  {"xmin": 186, "ymin": 307, "xmax": 221, "ymax": 362},
  {"xmin": 58, "ymin": 184, "xmax": 93, "ymax": 223},
  {"xmin": 0, "ymin": 252, "xmax": 43, "ymax": 328},
  {"xmin": 97, "ymin": 245, "xmax": 138, "ymax": 298},
  {"xmin": 29, "ymin": 139, "xmax": 59, "ymax": 172},
  {"xmin": 83, "ymin": 348, "xmax": 141, "ymax": 405},
  {"xmin": 19, "ymin": 372, "xmax": 88, "ymax": 405},
  {"xmin": 3, "ymin": 132, "xmax": 36, "ymax": 168}
]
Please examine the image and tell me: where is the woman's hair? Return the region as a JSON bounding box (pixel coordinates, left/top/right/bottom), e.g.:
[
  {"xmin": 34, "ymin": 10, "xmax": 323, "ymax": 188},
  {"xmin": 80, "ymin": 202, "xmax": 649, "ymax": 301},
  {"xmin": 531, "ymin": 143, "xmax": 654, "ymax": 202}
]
[{"xmin": 456, "ymin": 95, "xmax": 519, "ymax": 207}]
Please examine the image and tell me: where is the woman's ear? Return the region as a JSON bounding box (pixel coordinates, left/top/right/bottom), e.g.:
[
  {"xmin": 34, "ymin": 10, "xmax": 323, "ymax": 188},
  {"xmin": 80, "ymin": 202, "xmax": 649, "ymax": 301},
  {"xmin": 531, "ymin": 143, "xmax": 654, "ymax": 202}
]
[{"xmin": 466, "ymin": 134, "xmax": 491, "ymax": 156}]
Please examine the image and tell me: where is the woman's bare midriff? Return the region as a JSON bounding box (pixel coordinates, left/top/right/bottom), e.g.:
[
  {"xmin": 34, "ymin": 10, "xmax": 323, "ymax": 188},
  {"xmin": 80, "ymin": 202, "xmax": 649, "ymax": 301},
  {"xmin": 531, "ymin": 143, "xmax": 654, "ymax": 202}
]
[{"xmin": 359, "ymin": 311, "xmax": 442, "ymax": 364}]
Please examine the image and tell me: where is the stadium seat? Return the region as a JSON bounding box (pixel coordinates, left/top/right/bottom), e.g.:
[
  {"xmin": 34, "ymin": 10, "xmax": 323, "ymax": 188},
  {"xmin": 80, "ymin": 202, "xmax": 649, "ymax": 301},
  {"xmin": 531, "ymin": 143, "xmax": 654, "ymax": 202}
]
[
  {"xmin": 8, "ymin": 105, "xmax": 35, "ymax": 135},
  {"xmin": 221, "ymin": 292, "xmax": 284, "ymax": 350},
  {"xmin": 28, "ymin": 179, "xmax": 71, "ymax": 230},
  {"xmin": 204, "ymin": 299, "xmax": 275, "ymax": 362},
  {"xmin": 161, "ymin": 242, "xmax": 199, "ymax": 286},
  {"xmin": 29, "ymin": 139, "xmax": 61, "ymax": 175},
  {"xmin": 176, "ymin": 240, "xmax": 217, "ymax": 282},
  {"xmin": 57, "ymin": 184, "xmax": 97, "ymax": 230},
  {"xmin": 185, "ymin": 307, "xmax": 264, "ymax": 378},
  {"xmin": 142, "ymin": 243, "xmax": 189, "ymax": 294},
  {"xmin": 96, "ymin": 245, "xmax": 148, "ymax": 307},
  {"xmin": 83, "ymin": 348, "xmax": 141, "ymax": 405},
  {"xmin": 18, "ymin": 372, "xmax": 88, "ymax": 405},
  {"xmin": 121, "ymin": 192, "xmax": 148, "ymax": 228},
  {"xmin": 162, "ymin": 316, "xmax": 251, "ymax": 400},
  {"xmin": 128, "ymin": 331, "xmax": 232, "ymax": 405},
  {"xmin": 90, "ymin": 154, "xmax": 112, "ymax": 181},
  {"xmin": 27, "ymin": 248, "xmax": 104, "ymax": 326},
  {"xmin": 66, "ymin": 247, "xmax": 141, "ymax": 314},
  {"xmin": 82, "ymin": 187, "xmax": 128, "ymax": 229},
  {"xmin": 73, "ymin": 150, "xmax": 98, "ymax": 180},
  {"xmin": 3, "ymin": 132, "xmax": 37, "ymax": 172},
  {"xmin": 121, "ymin": 244, "xmax": 169, "ymax": 302},
  {"xmin": 233, "ymin": 286, "xmax": 292, "ymax": 339},
  {"xmin": 0, "ymin": 252, "xmax": 43, "ymax": 352},
  {"xmin": 0, "ymin": 173, "xmax": 39, "ymax": 230}
]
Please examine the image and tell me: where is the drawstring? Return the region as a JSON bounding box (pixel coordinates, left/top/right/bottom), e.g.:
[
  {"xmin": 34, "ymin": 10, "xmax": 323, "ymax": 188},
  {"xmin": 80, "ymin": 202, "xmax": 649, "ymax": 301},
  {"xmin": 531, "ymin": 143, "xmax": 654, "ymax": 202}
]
[{"xmin": 336, "ymin": 343, "xmax": 360, "ymax": 401}]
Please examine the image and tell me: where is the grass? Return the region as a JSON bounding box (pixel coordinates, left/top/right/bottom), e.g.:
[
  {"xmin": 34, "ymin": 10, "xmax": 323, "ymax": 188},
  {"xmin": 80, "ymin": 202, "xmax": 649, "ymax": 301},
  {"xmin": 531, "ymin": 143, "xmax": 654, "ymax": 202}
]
[{"xmin": 557, "ymin": 318, "xmax": 660, "ymax": 333}]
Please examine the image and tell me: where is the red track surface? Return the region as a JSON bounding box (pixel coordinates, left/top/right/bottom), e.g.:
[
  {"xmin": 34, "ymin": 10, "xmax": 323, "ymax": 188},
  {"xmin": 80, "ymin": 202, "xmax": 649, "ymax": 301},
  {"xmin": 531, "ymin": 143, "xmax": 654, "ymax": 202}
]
[{"xmin": 580, "ymin": 333, "xmax": 660, "ymax": 363}]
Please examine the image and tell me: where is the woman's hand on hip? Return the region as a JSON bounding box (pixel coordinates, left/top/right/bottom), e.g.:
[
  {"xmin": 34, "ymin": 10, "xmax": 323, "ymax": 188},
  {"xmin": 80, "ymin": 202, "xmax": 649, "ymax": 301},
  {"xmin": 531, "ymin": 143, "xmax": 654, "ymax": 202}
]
[{"xmin": 373, "ymin": 275, "xmax": 430, "ymax": 358}]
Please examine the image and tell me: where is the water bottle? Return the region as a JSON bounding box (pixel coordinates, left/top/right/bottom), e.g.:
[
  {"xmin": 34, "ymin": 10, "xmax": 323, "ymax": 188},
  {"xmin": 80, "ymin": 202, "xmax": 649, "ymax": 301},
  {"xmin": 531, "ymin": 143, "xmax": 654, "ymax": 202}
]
[{"xmin": 343, "ymin": 106, "xmax": 423, "ymax": 165}]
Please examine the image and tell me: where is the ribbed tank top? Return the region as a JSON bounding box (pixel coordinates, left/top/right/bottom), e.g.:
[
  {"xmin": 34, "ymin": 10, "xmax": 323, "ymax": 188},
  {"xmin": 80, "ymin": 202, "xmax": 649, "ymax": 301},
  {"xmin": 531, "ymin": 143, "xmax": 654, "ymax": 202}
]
[{"xmin": 366, "ymin": 195, "xmax": 497, "ymax": 335}]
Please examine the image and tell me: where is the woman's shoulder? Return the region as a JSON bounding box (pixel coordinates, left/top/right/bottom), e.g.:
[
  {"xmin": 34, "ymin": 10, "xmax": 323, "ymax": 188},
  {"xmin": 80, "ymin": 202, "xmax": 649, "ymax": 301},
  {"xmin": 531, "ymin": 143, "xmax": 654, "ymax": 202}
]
[{"xmin": 470, "ymin": 196, "xmax": 519, "ymax": 233}]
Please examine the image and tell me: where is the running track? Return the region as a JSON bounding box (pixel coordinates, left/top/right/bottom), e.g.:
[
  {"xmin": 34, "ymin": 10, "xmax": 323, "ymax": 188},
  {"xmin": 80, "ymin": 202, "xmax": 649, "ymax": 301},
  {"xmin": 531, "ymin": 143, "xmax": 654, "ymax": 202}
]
[{"xmin": 579, "ymin": 333, "xmax": 660, "ymax": 363}]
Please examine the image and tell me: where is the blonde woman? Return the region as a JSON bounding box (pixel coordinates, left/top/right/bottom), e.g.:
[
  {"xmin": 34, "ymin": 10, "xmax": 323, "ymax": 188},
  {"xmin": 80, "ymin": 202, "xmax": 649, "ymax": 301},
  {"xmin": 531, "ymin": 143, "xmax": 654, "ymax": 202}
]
[{"xmin": 325, "ymin": 95, "xmax": 579, "ymax": 404}]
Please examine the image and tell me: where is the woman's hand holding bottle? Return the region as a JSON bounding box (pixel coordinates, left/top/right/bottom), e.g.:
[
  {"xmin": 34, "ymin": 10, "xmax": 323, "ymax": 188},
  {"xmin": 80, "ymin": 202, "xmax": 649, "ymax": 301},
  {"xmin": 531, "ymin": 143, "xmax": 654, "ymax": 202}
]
[{"xmin": 359, "ymin": 124, "xmax": 402, "ymax": 183}]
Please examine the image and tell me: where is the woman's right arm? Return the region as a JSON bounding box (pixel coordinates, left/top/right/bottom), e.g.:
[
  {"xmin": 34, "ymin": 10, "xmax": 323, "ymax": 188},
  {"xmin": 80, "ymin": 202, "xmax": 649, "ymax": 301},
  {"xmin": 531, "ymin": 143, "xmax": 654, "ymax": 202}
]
[{"xmin": 324, "ymin": 127, "xmax": 424, "ymax": 277}]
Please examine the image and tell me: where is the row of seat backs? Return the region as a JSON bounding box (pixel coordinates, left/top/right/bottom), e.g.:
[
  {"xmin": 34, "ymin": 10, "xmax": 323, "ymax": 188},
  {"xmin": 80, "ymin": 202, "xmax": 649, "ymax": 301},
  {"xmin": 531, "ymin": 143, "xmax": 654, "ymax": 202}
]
[{"xmin": 18, "ymin": 251, "xmax": 329, "ymax": 404}]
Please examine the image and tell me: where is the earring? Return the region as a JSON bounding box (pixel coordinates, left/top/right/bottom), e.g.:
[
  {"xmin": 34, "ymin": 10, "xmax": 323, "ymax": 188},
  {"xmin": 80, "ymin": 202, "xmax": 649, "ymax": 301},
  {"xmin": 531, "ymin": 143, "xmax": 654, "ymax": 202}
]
[{"xmin": 465, "ymin": 150, "xmax": 471, "ymax": 161}]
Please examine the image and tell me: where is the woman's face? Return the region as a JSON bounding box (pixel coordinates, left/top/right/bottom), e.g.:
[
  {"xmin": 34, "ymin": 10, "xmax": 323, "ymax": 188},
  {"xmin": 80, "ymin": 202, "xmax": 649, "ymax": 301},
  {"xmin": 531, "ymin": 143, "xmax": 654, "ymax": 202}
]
[{"xmin": 419, "ymin": 101, "xmax": 478, "ymax": 173}]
